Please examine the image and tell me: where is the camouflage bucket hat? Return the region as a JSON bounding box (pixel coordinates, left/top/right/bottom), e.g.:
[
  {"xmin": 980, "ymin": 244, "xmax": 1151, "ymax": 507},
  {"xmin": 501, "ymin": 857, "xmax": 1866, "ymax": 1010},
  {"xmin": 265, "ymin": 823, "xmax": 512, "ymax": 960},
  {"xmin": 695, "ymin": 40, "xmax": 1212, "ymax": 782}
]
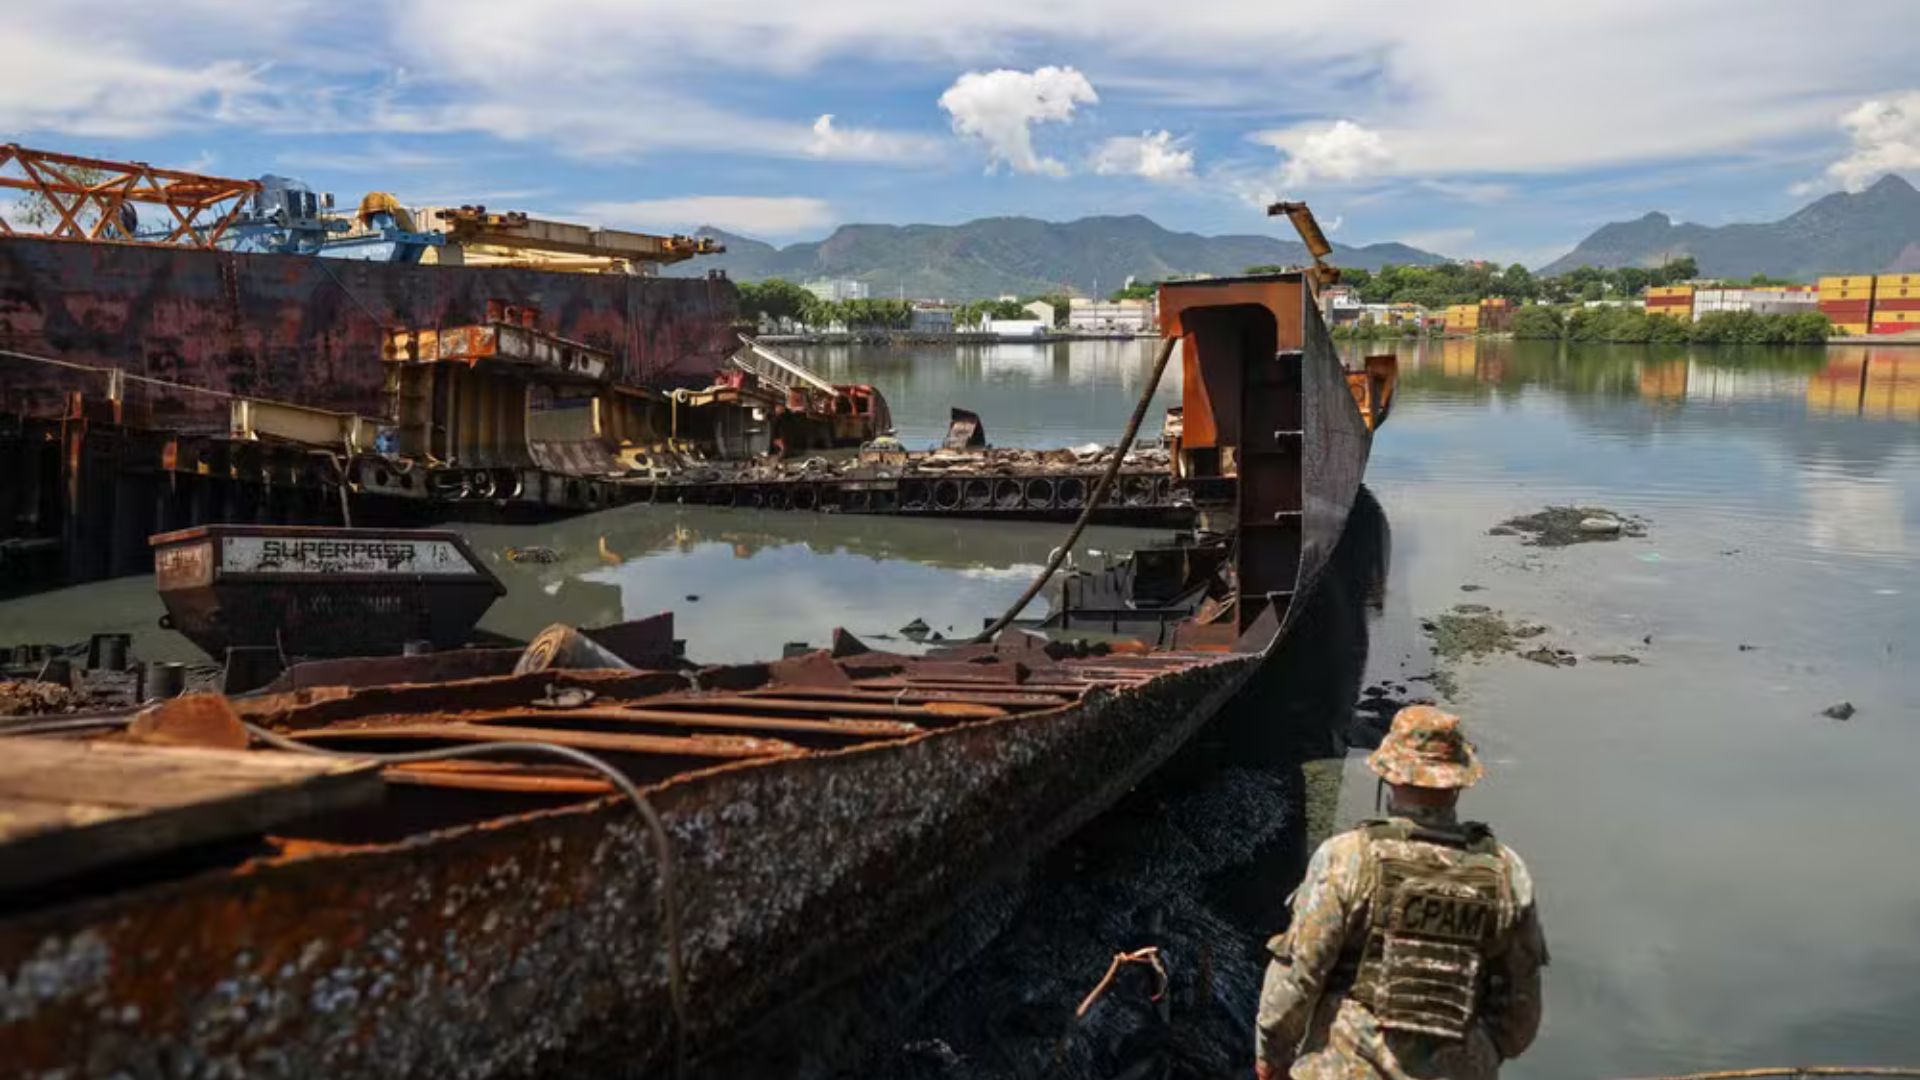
[{"xmin": 1367, "ymin": 705, "xmax": 1485, "ymax": 789}]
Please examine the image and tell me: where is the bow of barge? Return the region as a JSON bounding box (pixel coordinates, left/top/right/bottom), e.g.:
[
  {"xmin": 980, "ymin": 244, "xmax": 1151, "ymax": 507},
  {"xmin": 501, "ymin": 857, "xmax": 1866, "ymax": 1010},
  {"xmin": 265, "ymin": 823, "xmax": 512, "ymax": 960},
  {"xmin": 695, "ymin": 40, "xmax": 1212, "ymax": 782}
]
[{"xmin": 0, "ymin": 271, "xmax": 1393, "ymax": 1077}]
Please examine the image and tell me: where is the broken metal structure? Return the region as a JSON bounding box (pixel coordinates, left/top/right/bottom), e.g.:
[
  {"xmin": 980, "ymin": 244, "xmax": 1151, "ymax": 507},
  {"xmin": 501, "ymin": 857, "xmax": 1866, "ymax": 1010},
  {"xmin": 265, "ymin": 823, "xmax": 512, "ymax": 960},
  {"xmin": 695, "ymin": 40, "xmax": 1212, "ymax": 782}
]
[{"xmin": 0, "ymin": 269, "xmax": 1397, "ymax": 1077}]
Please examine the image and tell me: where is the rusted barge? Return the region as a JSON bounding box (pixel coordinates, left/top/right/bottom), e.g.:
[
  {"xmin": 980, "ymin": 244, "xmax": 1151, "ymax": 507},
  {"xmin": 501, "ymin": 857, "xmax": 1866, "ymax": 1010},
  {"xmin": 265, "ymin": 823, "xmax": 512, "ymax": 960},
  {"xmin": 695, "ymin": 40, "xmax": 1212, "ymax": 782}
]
[{"xmin": 0, "ymin": 272, "xmax": 1393, "ymax": 1077}]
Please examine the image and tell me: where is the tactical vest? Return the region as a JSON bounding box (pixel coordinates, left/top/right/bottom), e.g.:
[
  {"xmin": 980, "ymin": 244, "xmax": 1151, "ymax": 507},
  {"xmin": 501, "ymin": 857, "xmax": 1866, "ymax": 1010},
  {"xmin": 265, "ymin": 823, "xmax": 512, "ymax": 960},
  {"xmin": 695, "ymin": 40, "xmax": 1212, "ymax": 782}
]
[{"xmin": 1335, "ymin": 819, "xmax": 1516, "ymax": 1040}]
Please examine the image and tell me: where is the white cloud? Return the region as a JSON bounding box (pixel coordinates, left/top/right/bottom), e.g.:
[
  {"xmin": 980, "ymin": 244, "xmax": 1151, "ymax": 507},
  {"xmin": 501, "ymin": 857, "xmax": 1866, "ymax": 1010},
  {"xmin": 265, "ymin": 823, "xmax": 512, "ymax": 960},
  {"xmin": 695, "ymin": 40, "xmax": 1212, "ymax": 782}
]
[
  {"xmin": 1820, "ymin": 92, "xmax": 1920, "ymax": 192},
  {"xmin": 1398, "ymin": 227, "xmax": 1476, "ymax": 256},
  {"xmin": 807, "ymin": 114, "xmax": 938, "ymax": 162},
  {"xmin": 577, "ymin": 195, "xmax": 834, "ymax": 238},
  {"xmin": 1255, "ymin": 120, "xmax": 1393, "ymax": 187},
  {"xmin": 939, "ymin": 66, "xmax": 1097, "ymax": 176},
  {"xmin": 1418, "ymin": 179, "xmax": 1514, "ymax": 204},
  {"xmin": 275, "ymin": 144, "xmax": 454, "ymax": 173},
  {"xmin": 1091, "ymin": 130, "xmax": 1194, "ymax": 183},
  {"xmin": 0, "ymin": 35, "xmax": 259, "ymax": 138}
]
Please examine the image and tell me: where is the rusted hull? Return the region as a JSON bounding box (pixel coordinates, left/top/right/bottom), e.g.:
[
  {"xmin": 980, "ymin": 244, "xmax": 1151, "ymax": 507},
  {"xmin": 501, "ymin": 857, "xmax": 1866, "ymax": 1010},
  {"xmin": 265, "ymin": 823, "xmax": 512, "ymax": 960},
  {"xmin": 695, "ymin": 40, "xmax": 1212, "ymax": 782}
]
[
  {"xmin": 0, "ymin": 656, "xmax": 1257, "ymax": 1077},
  {"xmin": 0, "ymin": 234, "xmax": 739, "ymax": 423},
  {"xmin": 0, "ymin": 270, "xmax": 1384, "ymax": 1076}
]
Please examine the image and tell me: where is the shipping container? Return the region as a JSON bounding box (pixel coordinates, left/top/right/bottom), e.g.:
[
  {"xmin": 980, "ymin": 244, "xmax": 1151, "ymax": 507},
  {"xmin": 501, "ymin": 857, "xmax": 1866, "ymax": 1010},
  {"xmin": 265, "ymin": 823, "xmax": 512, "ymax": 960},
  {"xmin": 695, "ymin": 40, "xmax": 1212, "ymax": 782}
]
[
  {"xmin": 1872, "ymin": 297, "xmax": 1920, "ymax": 311},
  {"xmin": 1877, "ymin": 284, "xmax": 1920, "ymax": 300},
  {"xmin": 1831, "ymin": 323, "xmax": 1871, "ymax": 335},
  {"xmin": 1818, "ymin": 275, "xmax": 1877, "ymax": 292},
  {"xmin": 1874, "ymin": 274, "xmax": 1919, "ymax": 288}
]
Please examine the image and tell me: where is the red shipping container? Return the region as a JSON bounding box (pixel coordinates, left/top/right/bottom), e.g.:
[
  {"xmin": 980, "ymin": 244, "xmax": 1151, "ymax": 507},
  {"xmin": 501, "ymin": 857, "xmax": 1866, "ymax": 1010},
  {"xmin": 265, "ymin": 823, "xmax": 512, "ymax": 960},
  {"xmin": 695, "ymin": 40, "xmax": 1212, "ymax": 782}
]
[
  {"xmin": 1870, "ymin": 323, "xmax": 1920, "ymax": 334},
  {"xmin": 1870, "ymin": 297, "xmax": 1920, "ymax": 311},
  {"xmin": 1819, "ymin": 301, "xmax": 1873, "ymax": 313}
]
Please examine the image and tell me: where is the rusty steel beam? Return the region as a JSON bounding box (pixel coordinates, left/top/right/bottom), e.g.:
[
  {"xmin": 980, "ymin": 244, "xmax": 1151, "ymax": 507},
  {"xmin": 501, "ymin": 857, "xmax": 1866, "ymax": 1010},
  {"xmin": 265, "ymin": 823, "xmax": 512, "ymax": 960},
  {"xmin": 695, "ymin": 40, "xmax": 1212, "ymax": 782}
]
[
  {"xmin": 452, "ymin": 706, "xmax": 927, "ymax": 741},
  {"xmin": 622, "ymin": 695, "xmax": 1010, "ymax": 722},
  {"xmin": 293, "ymin": 722, "xmax": 801, "ymax": 760}
]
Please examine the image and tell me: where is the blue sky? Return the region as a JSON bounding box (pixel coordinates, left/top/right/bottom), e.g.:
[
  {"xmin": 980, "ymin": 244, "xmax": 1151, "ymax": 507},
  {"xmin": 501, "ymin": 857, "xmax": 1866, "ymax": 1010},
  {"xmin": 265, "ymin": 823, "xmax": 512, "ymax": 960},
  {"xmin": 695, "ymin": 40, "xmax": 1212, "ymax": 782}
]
[{"xmin": 4, "ymin": 1, "xmax": 1919, "ymax": 266}]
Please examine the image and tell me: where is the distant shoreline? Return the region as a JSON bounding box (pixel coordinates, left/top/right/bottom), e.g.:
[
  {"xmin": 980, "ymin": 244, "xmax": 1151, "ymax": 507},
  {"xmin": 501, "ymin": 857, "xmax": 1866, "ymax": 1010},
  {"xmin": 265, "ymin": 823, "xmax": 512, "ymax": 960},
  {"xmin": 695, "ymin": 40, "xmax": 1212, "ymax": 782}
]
[{"xmin": 760, "ymin": 330, "xmax": 1159, "ymax": 346}]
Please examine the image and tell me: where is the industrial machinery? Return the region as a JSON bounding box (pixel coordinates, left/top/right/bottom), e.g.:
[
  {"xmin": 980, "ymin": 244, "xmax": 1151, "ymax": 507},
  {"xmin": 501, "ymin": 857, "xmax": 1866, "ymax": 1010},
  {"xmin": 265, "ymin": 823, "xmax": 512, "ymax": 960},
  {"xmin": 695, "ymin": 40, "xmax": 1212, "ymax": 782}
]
[{"xmin": 418, "ymin": 205, "xmax": 725, "ymax": 275}]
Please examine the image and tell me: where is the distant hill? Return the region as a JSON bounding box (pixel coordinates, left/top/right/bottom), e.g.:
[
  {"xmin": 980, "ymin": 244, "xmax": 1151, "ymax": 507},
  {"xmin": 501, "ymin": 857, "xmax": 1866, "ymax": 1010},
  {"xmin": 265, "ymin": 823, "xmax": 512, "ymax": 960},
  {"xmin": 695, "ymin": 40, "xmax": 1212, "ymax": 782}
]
[
  {"xmin": 1539, "ymin": 174, "xmax": 1920, "ymax": 279},
  {"xmin": 666, "ymin": 214, "xmax": 1446, "ymax": 299}
]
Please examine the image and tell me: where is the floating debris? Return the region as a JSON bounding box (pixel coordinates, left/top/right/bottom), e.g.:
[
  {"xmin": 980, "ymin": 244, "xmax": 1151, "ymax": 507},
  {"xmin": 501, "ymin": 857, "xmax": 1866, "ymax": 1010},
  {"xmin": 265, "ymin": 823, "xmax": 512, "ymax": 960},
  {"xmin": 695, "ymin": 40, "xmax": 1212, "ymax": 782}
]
[
  {"xmin": 1589, "ymin": 654, "xmax": 1641, "ymax": 665},
  {"xmin": 1492, "ymin": 506, "xmax": 1648, "ymax": 547},
  {"xmin": 1519, "ymin": 645, "xmax": 1579, "ymax": 668},
  {"xmin": 506, "ymin": 546, "xmax": 560, "ymax": 564},
  {"xmin": 1821, "ymin": 701, "xmax": 1858, "ymax": 721},
  {"xmin": 1421, "ymin": 606, "xmax": 1547, "ymax": 662},
  {"xmin": 0, "ymin": 679, "xmax": 83, "ymax": 717}
]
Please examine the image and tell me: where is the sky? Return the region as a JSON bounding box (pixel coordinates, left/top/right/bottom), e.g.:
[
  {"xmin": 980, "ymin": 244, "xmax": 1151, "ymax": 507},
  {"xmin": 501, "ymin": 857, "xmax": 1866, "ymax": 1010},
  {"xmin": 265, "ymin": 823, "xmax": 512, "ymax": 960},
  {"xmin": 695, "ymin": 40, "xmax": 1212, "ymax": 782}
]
[{"xmin": 4, "ymin": 1, "xmax": 1920, "ymax": 266}]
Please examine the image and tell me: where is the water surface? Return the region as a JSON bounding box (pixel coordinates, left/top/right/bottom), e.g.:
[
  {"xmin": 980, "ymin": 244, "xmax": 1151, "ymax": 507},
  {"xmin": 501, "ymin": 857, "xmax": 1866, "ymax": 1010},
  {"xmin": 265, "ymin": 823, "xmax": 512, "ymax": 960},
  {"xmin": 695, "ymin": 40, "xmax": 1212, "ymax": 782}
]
[{"xmin": 3, "ymin": 337, "xmax": 1917, "ymax": 1075}]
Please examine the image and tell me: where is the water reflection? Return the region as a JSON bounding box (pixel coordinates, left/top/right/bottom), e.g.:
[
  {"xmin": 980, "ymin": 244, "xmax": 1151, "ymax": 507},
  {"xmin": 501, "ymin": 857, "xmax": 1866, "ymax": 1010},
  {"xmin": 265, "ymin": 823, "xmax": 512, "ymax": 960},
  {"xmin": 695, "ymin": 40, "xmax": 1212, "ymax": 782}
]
[
  {"xmin": 1373, "ymin": 337, "xmax": 1920, "ymax": 424},
  {"xmin": 461, "ymin": 506, "xmax": 1167, "ymax": 662},
  {"xmin": 792, "ymin": 339, "xmax": 1182, "ymax": 448}
]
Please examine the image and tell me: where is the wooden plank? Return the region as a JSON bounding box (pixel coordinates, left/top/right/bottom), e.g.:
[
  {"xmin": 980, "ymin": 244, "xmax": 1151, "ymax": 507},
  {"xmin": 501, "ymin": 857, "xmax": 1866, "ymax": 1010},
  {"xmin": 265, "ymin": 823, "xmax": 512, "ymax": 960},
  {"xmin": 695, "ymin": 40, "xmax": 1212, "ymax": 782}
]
[{"xmin": 0, "ymin": 738, "xmax": 380, "ymax": 894}]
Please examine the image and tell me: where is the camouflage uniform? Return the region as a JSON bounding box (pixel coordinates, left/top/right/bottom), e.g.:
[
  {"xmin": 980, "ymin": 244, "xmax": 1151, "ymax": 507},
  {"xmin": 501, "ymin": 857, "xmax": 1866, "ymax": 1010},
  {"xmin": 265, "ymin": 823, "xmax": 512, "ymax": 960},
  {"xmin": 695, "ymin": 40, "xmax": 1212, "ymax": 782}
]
[{"xmin": 1254, "ymin": 707, "xmax": 1548, "ymax": 1079}]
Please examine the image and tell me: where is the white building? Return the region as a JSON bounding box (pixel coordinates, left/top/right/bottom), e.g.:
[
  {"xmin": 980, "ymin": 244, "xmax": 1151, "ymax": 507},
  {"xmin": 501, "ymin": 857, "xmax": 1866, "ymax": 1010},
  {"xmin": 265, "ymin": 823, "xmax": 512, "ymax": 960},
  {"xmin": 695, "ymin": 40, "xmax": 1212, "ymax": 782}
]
[
  {"xmin": 1067, "ymin": 297, "xmax": 1154, "ymax": 333},
  {"xmin": 988, "ymin": 319, "xmax": 1049, "ymax": 339},
  {"xmin": 803, "ymin": 278, "xmax": 870, "ymax": 302},
  {"xmin": 1690, "ymin": 287, "xmax": 1818, "ymax": 321},
  {"xmin": 1021, "ymin": 299, "xmax": 1056, "ymax": 326}
]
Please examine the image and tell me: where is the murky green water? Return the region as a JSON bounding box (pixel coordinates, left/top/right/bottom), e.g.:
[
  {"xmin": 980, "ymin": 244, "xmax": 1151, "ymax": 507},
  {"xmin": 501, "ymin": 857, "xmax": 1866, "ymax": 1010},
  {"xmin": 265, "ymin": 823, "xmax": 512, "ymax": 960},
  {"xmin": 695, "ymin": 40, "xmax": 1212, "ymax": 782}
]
[
  {"xmin": 1341, "ymin": 338, "xmax": 1918, "ymax": 1077},
  {"xmin": 3, "ymin": 337, "xmax": 1917, "ymax": 1075}
]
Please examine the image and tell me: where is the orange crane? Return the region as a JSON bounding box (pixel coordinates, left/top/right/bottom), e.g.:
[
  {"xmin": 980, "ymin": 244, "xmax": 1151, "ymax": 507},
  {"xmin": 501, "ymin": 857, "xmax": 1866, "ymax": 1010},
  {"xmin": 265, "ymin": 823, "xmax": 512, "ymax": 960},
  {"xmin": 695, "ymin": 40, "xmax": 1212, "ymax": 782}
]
[{"xmin": 0, "ymin": 144, "xmax": 260, "ymax": 249}]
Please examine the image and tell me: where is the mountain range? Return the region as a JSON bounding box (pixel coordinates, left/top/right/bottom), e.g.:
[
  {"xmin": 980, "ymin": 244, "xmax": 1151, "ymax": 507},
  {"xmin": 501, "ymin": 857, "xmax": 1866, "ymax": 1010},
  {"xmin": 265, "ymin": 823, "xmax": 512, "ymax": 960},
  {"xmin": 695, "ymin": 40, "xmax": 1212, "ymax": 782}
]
[
  {"xmin": 1539, "ymin": 174, "xmax": 1920, "ymax": 279},
  {"xmin": 665, "ymin": 214, "xmax": 1444, "ymax": 299}
]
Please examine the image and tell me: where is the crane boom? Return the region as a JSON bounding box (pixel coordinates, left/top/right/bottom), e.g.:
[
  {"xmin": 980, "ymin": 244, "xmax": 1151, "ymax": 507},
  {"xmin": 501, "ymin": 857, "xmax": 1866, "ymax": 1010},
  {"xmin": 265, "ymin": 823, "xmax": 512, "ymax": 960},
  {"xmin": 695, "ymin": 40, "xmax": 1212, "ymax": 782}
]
[{"xmin": 422, "ymin": 206, "xmax": 725, "ymax": 270}]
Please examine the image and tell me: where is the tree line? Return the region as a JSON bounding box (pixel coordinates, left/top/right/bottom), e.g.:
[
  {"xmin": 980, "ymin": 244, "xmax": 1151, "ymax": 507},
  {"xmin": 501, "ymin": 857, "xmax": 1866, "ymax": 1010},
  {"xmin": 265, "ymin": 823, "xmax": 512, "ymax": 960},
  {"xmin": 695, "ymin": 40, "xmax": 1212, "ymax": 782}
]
[{"xmin": 1511, "ymin": 305, "xmax": 1831, "ymax": 345}]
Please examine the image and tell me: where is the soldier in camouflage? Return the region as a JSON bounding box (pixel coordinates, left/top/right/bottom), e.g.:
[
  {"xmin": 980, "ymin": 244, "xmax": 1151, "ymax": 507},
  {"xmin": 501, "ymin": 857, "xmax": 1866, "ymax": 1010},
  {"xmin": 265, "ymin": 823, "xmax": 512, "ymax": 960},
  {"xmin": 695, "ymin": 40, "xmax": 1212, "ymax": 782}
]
[{"xmin": 1255, "ymin": 706, "xmax": 1547, "ymax": 1079}]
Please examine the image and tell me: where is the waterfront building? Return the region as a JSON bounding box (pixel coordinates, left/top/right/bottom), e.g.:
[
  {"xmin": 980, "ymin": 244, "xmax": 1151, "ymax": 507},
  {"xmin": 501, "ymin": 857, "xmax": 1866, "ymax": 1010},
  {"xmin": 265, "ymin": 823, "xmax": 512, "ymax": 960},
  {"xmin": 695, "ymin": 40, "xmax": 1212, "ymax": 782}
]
[
  {"xmin": 1066, "ymin": 297, "xmax": 1154, "ymax": 333},
  {"xmin": 804, "ymin": 278, "xmax": 871, "ymax": 302}
]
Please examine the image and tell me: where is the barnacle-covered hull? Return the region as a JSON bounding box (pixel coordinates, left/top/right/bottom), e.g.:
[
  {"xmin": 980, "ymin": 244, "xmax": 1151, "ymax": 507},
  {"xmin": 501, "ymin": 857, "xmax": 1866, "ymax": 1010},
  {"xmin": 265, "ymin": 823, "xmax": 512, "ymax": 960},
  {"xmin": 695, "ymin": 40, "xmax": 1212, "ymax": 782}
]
[{"xmin": 0, "ymin": 272, "xmax": 1393, "ymax": 1076}]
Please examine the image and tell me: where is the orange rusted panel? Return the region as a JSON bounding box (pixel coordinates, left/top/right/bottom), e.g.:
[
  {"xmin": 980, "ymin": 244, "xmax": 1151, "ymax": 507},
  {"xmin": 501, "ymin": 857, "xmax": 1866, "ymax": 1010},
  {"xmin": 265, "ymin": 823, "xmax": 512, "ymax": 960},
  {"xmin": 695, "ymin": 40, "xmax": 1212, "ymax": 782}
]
[{"xmin": 1158, "ymin": 275, "xmax": 1306, "ymax": 449}]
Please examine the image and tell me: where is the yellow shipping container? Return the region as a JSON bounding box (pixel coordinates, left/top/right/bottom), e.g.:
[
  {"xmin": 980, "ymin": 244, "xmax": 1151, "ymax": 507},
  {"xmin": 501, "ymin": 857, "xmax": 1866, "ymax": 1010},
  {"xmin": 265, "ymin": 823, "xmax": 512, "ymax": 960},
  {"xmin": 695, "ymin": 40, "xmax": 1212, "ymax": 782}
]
[
  {"xmin": 1819, "ymin": 289, "xmax": 1873, "ymax": 301},
  {"xmin": 1819, "ymin": 275, "xmax": 1877, "ymax": 292},
  {"xmin": 1875, "ymin": 310, "xmax": 1920, "ymax": 323},
  {"xmin": 1874, "ymin": 274, "xmax": 1919, "ymax": 287},
  {"xmin": 1831, "ymin": 323, "xmax": 1870, "ymax": 335},
  {"xmin": 1879, "ymin": 284, "xmax": 1919, "ymax": 300}
]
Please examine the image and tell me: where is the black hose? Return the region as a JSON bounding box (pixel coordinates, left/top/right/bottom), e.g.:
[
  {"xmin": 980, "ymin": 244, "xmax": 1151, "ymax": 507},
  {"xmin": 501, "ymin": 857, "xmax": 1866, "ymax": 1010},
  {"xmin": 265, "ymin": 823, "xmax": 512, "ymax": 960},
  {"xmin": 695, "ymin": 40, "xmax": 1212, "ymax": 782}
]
[{"xmin": 972, "ymin": 333, "xmax": 1181, "ymax": 643}]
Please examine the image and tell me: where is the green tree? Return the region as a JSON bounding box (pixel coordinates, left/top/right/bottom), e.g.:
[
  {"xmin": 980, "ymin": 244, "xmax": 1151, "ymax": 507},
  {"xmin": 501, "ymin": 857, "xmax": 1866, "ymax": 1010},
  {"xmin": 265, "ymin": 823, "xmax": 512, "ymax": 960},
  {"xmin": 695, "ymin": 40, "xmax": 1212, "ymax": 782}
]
[
  {"xmin": 736, "ymin": 278, "xmax": 815, "ymax": 324},
  {"xmin": 12, "ymin": 164, "xmax": 113, "ymax": 233},
  {"xmin": 1510, "ymin": 305, "xmax": 1564, "ymax": 340}
]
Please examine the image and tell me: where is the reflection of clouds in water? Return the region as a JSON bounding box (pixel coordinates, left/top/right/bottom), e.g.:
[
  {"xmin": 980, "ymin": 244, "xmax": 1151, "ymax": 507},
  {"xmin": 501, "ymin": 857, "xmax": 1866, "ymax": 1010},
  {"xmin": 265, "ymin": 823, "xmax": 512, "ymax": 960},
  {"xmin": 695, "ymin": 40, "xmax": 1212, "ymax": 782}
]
[
  {"xmin": 1801, "ymin": 470, "xmax": 1908, "ymax": 557},
  {"xmin": 573, "ymin": 541, "xmax": 1045, "ymax": 663}
]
